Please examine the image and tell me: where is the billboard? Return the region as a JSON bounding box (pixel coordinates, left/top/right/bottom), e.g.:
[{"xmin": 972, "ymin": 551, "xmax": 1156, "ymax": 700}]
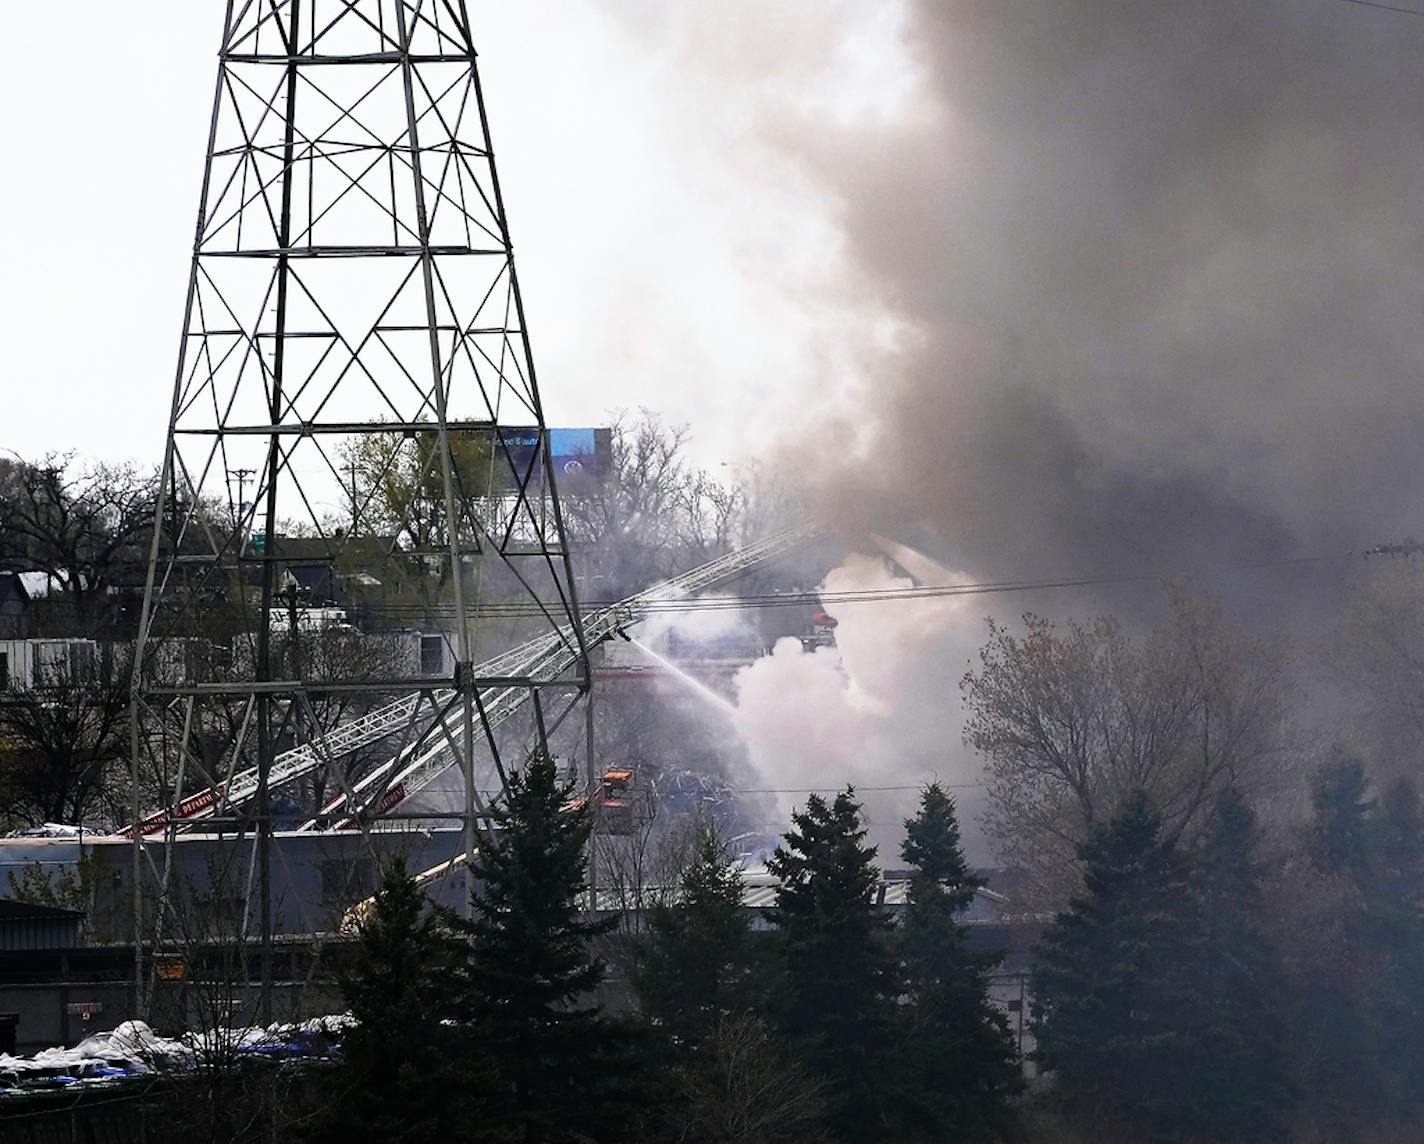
[{"xmin": 493, "ymin": 427, "xmax": 611, "ymax": 490}]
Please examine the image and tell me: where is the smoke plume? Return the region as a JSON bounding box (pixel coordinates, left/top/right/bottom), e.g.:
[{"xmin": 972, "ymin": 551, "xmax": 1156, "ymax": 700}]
[
  {"xmin": 731, "ymin": 553, "xmax": 989, "ymax": 857},
  {"xmin": 585, "ymin": 1, "xmax": 1424, "ymax": 852},
  {"xmin": 783, "ymin": 0, "xmax": 1424, "ymax": 580}
]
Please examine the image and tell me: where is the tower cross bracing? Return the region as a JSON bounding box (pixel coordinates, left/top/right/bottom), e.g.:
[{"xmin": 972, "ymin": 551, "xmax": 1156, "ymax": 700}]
[{"xmin": 129, "ymin": 0, "xmax": 589, "ymax": 1014}]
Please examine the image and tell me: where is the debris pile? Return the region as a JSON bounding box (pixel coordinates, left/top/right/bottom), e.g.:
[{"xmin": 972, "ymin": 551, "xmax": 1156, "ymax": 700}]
[{"xmin": 0, "ymin": 1015, "xmax": 351, "ymax": 1094}]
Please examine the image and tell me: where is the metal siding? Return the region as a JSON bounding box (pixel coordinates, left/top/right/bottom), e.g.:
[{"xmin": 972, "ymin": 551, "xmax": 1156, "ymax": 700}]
[
  {"xmin": 0, "ymin": 640, "xmax": 36, "ymax": 689},
  {"xmin": 0, "ymin": 917, "xmax": 81, "ymax": 951}
]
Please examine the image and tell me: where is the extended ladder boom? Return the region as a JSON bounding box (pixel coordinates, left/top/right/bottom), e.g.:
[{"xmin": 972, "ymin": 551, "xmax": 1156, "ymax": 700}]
[
  {"xmin": 127, "ymin": 524, "xmax": 821, "ymax": 836},
  {"xmin": 303, "ymin": 522, "xmax": 823, "ymax": 827}
]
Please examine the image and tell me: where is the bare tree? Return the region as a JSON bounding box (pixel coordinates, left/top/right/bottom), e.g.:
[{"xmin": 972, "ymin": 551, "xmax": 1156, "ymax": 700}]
[
  {"xmin": 561, "ymin": 410, "xmax": 752, "ymax": 599},
  {"xmin": 654, "ymin": 1013, "xmax": 829, "ymax": 1144},
  {"xmin": 268, "ymin": 622, "xmax": 419, "ymax": 814},
  {"xmin": 135, "ymin": 848, "xmax": 331, "ymax": 1144},
  {"xmin": 0, "ymin": 454, "xmax": 156, "ymax": 638},
  {"xmin": 1335, "ymin": 556, "xmax": 1424, "ymax": 781},
  {"xmin": 963, "ymin": 588, "xmax": 1291, "ymax": 904},
  {"xmin": 596, "ymin": 802, "xmax": 706, "ymax": 920},
  {"xmin": 131, "ymin": 644, "xmax": 421, "ymax": 843},
  {"xmin": 0, "ymin": 659, "xmax": 130, "ymax": 829}
]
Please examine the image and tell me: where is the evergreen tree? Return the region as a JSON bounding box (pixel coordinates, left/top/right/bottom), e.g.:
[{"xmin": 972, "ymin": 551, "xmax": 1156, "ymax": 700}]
[
  {"xmin": 320, "ymin": 863, "xmax": 501, "ymax": 1144},
  {"xmin": 1188, "ymin": 787, "xmax": 1293, "ymax": 1140},
  {"xmin": 1364, "ymin": 777, "xmax": 1424, "ymax": 1114},
  {"xmin": 897, "ymin": 783, "xmax": 1020, "ymax": 1142},
  {"xmin": 767, "ymin": 788, "xmax": 899, "ymax": 1142},
  {"xmin": 635, "ymin": 819, "xmax": 760, "ymax": 1051},
  {"xmin": 1310, "ymin": 758, "xmax": 1375, "ymax": 878},
  {"xmin": 446, "ymin": 751, "xmax": 630, "ymax": 1143},
  {"xmin": 1031, "ymin": 791, "xmax": 1205, "ymax": 1136},
  {"xmin": 1296, "ymin": 758, "xmax": 1388, "ymax": 1121},
  {"xmin": 1366, "ymin": 776, "xmax": 1424, "ymax": 938}
]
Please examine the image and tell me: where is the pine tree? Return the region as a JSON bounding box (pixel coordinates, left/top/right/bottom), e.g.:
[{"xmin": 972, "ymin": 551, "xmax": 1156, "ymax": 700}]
[
  {"xmin": 1310, "ymin": 758, "xmax": 1375, "ymax": 879},
  {"xmin": 446, "ymin": 751, "xmax": 630, "ymax": 1143},
  {"xmin": 897, "ymin": 783, "xmax": 1019, "ymax": 1142},
  {"xmin": 767, "ymin": 788, "xmax": 899, "ymax": 1142},
  {"xmin": 1031, "ymin": 790, "xmax": 1205, "ymax": 1136},
  {"xmin": 321, "ymin": 863, "xmax": 501, "ymax": 1144},
  {"xmin": 1365, "ymin": 777, "xmax": 1424, "ymax": 1114},
  {"xmin": 1188, "ymin": 787, "xmax": 1293, "ymax": 1140},
  {"xmin": 635, "ymin": 819, "xmax": 760, "ymax": 1051},
  {"xmin": 1297, "ymin": 758, "xmax": 1388, "ymax": 1121},
  {"xmin": 1365, "ymin": 776, "xmax": 1424, "ymax": 942},
  {"xmin": 1290, "ymin": 760, "xmax": 1424, "ymax": 1127}
]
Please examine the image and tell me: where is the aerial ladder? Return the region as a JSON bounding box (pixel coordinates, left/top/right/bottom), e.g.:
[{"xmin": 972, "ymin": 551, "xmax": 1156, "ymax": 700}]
[
  {"xmin": 302, "ymin": 521, "xmax": 822, "ymax": 829},
  {"xmin": 123, "ymin": 523, "xmax": 822, "ymax": 838}
]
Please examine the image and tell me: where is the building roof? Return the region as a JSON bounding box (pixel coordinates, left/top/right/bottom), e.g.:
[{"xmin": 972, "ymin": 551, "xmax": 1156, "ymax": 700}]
[
  {"xmin": 0, "ymin": 899, "xmax": 84, "ymax": 922},
  {"xmin": 591, "ymin": 877, "xmax": 1011, "ymax": 924},
  {"xmin": 737, "ymin": 879, "xmax": 1009, "ymax": 922},
  {"xmin": 264, "ymin": 535, "xmax": 399, "ymax": 564},
  {"xmin": 0, "ymin": 573, "xmax": 30, "ymax": 603}
]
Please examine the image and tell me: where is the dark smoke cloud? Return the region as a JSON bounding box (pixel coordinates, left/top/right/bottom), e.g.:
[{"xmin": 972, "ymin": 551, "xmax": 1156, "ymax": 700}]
[
  {"xmin": 784, "ymin": 0, "xmax": 1424, "ymax": 583},
  {"xmin": 555, "ymin": 1, "xmax": 1424, "ymax": 856}
]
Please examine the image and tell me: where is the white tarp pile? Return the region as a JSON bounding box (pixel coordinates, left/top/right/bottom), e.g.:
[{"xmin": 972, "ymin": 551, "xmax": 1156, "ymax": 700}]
[
  {"xmin": 0, "ymin": 1014, "xmax": 352, "ymax": 1091},
  {"xmin": 0, "ymin": 1020, "xmax": 185, "ymax": 1085},
  {"xmin": 3, "ymin": 823, "xmax": 84, "ymax": 839}
]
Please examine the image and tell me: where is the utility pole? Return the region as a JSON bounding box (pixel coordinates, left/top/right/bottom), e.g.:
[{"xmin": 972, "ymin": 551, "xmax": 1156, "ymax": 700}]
[
  {"xmin": 227, "ymin": 468, "xmax": 255, "ymax": 529},
  {"xmin": 346, "ymin": 458, "xmax": 359, "ymax": 535}
]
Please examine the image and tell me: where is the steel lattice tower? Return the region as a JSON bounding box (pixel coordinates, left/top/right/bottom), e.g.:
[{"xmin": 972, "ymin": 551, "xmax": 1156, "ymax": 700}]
[{"xmin": 129, "ymin": 1, "xmax": 589, "ymax": 1013}]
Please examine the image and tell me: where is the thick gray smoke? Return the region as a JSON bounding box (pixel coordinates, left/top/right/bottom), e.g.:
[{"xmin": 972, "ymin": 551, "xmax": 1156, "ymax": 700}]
[
  {"xmin": 781, "ymin": 0, "xmax": 1424, "ymax": 582},
  {"xmin": 572, "ymin": 1, "xmax": 1424, "ymax": 857}
]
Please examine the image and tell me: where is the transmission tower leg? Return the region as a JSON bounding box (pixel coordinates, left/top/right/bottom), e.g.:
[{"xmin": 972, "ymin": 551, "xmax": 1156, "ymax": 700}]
[
  {"xmin": 586, "ymin": 686, "xmax": 598, "ymax": 912},
  {"xmin": 128, "ymin": 0, "xmax": 590, "ymax": 970}
]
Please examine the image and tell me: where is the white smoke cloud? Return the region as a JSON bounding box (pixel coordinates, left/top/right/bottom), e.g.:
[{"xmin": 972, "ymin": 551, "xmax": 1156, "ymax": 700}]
[
  {"xmin": 730, "ymin": 552, "xmax": 990, "ymax": 859},
  {"xmin": 637, "ymin": 603, "xmax": 753, "ymax": 648}
]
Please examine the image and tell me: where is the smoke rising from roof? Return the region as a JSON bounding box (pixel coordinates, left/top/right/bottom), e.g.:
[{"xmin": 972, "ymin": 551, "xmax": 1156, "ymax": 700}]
[
  {"xmin": 643, "ymin": 0, "xmax": 1424, "ymax": 852},
  {"xmin": 772, "ymin": 0, "xmax": 1424, "ymax": 581},
  {"xmin": 497, "ymin": 2, "xmax": 1424, "ymax": 851},
  {"xmin": 732, "ymin": 553, "xmax": 988, "ymax": 857}
]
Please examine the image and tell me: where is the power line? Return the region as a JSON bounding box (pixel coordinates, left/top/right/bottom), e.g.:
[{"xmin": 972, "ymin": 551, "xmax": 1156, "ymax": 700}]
[
  {"xmin": 422, "ymin": 782, "xmax": 984, "ymax": 796},
  {"xmin": 356, "ymin": 547, "xmax": 1364, "ymax": 619},
  {"xmin": 730, "ymin": 783, "xmax": 983, "ymax": 794},
  {"xmin": 1335, "ymin": 0, "xmax": 1424, "ymax": 17}
]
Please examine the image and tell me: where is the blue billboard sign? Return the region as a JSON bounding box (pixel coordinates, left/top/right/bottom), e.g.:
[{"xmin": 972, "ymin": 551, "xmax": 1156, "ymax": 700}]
[{"xmin": 493, "ymin": 427, "xmax": 610, "ymax": 488}]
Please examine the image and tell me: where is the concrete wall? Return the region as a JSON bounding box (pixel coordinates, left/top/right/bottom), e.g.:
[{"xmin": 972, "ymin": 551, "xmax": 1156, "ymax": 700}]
[
  {"xmin": 0, "ymin": 827, "xmax": 469, "ymax": 944},
  {"xmin": 0, "ymin": 944, "xmax": 350, "ymax": 1053}
]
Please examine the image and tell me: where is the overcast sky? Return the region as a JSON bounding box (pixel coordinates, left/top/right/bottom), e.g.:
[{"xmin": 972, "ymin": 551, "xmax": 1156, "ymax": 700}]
[
  {"xmin": 11, "ymin": 0, "xmax": 1424, "ymax": 850},
  {"xmin": 6, "ymin": 1, "xmax": 1424, "ymax": 586},
  {"xmin": 0, "ymin": 2, "xmax": 903, "ymax": 471}
]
